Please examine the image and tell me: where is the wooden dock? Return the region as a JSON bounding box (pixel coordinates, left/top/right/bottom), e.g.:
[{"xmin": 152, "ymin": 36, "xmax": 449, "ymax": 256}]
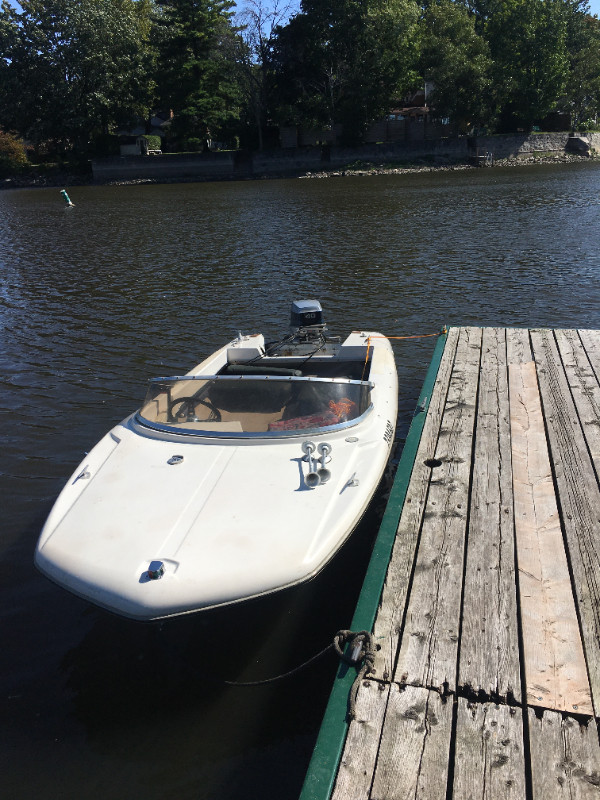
[{"xmin": 302, "ymin": 327, "xmax": 600, "ymax": 800}]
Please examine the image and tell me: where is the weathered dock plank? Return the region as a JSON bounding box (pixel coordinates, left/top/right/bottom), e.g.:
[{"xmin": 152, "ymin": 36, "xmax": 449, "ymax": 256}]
[
  {"xmin": 509, "ymin": 358, "xmax": 593, "ymax": 715},
  {"xmin": 528, "ymin": 708, "xmax": 600, "ymax": 799},
  {"xmin": 394, "ymin": 327, "xmax": 481, "ymax": 692},
  {"xmin": 331, "ymin": 680, "xmax": 391, "ymax": 800},
  {"xmin": 459, "ymin": 328, "xmax": 521, "ymax": 703},
  {"xmin": 303, "ymin": 327, "xmax": 600, "ymax": 800},
  {"xmin": 539, "ymin": 328, "xmax": 600, "ymax": 712},
  {"xmin": 506, "ymin": 326, "xmax": 532, "ymax": 364},
  {"xmin": 558, "ymin": 329, "xmax": 600, "ymax": 464},
  {"xmin": 370, "ymin": 686, "xmax": 453, "ymax": 800},
  {"xmin": 452, "ymin": 698, "xmax": 526, "ymax": 800},
  {"xmin": 579, "ymin": 327, "xmax": 600, "ymax": 384},
  {"xmin": 371, "ymin": 326, "xmax": 460, "ymax": 681}
]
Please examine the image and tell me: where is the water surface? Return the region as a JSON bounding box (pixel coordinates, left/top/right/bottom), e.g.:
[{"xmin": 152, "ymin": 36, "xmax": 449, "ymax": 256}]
[{"xmin": 2, "ymin": 162, "xmax": 600, "ymax": 799}]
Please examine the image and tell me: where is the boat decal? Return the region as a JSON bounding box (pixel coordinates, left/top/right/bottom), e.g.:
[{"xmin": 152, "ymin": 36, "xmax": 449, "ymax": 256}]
[{"xmin": 383, "ymin": 420, "xmax": 394, "ymax": 444}]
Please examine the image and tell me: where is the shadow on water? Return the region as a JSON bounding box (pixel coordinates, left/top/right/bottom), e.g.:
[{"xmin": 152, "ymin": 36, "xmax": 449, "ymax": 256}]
[
  {"xmin": 2, "ymin": 457, "xmax": 401, "ymax": 800},
  {"xmin": 65, "ymin": 475, "xmax": 395, "ymax": 800}
]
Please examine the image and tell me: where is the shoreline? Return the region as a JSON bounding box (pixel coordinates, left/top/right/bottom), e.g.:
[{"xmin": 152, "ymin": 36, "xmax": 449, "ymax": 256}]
[
  {"xmin": 298, "ymin": 151, "xmax": 595, "ymax": 179},
  {"xmin": 1, "ymin": 151, "xmax": 595, "ymax": 190},
  {"xmin": 1, "ymin": 171, "xmax": 92, "ymax": 190}
]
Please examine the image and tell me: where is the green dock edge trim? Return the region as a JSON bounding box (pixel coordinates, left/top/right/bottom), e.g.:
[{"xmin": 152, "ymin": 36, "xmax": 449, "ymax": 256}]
[{"xmin": 299, "ymin": 327, "xmax": 449, "ymax": 800}]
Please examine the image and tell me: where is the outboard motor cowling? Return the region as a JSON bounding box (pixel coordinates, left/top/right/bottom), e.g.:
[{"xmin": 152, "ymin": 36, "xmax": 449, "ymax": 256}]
[{"xmin": 290, "ymin": 299, "xmax": 323, "ymax": 330}]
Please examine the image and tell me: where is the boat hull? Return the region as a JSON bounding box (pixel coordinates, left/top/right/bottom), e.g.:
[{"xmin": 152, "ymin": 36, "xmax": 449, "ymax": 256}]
[{"xmin": 35, "ymin": 331, "xmax": 398, "ymax": 620}]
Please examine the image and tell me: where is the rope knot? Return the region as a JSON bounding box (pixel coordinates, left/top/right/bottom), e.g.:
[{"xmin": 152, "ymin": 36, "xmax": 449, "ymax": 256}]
[{"xmin": 333, "ymin": 629, "xmax": 376, "ymax": 720}]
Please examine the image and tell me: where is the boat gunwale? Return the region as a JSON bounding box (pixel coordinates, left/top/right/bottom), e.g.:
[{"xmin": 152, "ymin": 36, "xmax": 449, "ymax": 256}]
[{"xmin": 147, "ymin": 374, "xmax": 375, "ymax": 387}]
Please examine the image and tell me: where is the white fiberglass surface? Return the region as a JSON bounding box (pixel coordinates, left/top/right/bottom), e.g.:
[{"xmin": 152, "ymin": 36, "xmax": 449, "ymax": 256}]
[
  {"xmin": 35, "ymin": 416, "xmax": 386, "ymax": 618},
  {"xmin": 138, "ymin": 375, "xmax": 372, "ymax": 435}
]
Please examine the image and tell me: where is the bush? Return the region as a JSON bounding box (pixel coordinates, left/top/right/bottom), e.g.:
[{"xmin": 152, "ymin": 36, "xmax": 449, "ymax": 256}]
[
  {"xmin": 577, "ymin": 119, "xmax": 600, "ymax": 133},
  {"xmin": 144, "ymin": 135, "xmax": 162, "ymax": 151},
  {"xmin": 0, "ymin": 130, "xmax": 28, "ymax": 174},
  {"xmin": 183, "ymin": 137, "xmax": 205, "ymax": 152}
]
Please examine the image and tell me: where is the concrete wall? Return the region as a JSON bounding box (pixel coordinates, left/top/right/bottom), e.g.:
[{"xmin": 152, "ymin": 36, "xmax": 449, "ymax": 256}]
[
  {"xmin": 588, "ymin": 133, "xmax": 600, "ymax": 152},
  {"xmin": 251, "ymin": 147, "xmax": 322, "ymax": 174},
  {"xmin": 475, "ymin": 132, "xmax": 570, "ymax": 158},
  {"xmin": 92, "ymin": 152, "xmax": 236, "ymax": 182},
  {"xmin": 92, "ymin": 132, "xmax": 590, "ymax": 183},
  {"xmin": 327, "ymin": 137, "xmax": 469, "ymax": 167}
]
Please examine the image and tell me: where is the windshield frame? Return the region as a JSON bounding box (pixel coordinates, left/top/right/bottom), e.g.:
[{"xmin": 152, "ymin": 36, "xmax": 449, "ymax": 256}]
[{"xmin": 135, "ymin": 374, "xmax": 375, "ymax": 439}]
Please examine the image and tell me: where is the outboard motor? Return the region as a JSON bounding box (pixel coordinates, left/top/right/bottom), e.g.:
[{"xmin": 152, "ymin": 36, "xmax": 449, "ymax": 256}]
[
  {"xmin": 290, "ymin": 299, "xmax": 323, "ymax": 329},
  {"xmin": 268, "ymin": 298, "xmax": 339, "ymax": 356},
  {"xmin": 290, "ymin": 299, "xmax": 326, "ymax": 342}
]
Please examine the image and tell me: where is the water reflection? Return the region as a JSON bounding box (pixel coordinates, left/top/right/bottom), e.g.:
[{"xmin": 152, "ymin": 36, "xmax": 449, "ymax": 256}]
[{"xmin": 2, "ymin": 161, "xmax": 600, "ymax": 799}]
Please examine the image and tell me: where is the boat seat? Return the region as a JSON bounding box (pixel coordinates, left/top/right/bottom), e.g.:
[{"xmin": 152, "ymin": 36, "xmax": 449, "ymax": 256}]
[
  {"xmin": 208, "ymin": 380, "xmax": 292, "ymax": 414},
  {"xmin": 269, "ymin": 411, "xmax": 338, "ymax": 431},
  {"xmin": 221, "ymin": 364, "xmax": 302, "ymax": 377},
  {"xmin": 220, "ymin": 410, "xmax": 284, "ymax": 432},
  {"xmin": 181, "ymin": 420, "xmax": 243, "ymax": 432},
  {"xmin": 281, "ymin": 381, "xmax": 331, "ymax": 420}
]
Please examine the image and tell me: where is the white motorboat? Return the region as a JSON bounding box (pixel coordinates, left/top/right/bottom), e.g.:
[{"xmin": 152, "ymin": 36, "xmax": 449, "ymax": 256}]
[{"xmin": 35, "ymin": 301, "xmax": 398, "ymax": 620}]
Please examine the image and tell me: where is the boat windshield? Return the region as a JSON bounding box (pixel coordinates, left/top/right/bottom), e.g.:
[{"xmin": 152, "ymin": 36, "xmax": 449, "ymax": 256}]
[{"xmin": 137, "ymin": 375, "xmax": 373, "ymax": 436}]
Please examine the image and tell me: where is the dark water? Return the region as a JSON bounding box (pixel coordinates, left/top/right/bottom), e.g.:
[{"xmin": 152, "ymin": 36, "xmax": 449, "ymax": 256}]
[{"xmin": 1, "ymin": 162, "xmax": 600, "ymax": 799}]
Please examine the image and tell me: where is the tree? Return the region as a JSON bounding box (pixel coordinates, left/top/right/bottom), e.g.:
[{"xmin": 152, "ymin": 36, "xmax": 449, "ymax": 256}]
[
  {"xmin": 467, "ymin": 0, "xmax": 570, "ymax": 130},
  {"xmin": 0, "ymin": 3, "xmax": 20, "ymax": 128},
  {"xmin": 271, "ymin": 0, "xmax": 420, "ymax": 144},
  {"xmin": 0, "ymin": 129, "xmax": 27, "ymax": 174},
  {"xmin": 153, "ymin": 0, "xmax": 243, "ymax": 147},
  {"xmin": 235, "ymin": 0, "xmax": 294, "ymax": 149},
  {"xmin": 562, "ymin": 3, "xmax": 600, "ymax": 127},
  {"xmin": 420, "ymin": 0, "xmax": 493, "ymax": 132},
  {"xmin": 0, "ymin": 0, "xmax": 154, "ymax": 153},
  {"xmin": 270, "ymin": 11, "xmax": 342, "ymax": 132}
]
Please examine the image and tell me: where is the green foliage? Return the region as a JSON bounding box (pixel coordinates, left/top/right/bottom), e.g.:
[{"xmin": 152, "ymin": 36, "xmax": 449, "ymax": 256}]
[
  {"xmin": 562, "ymin": 11, "xmax": 600, "ymax": 128},
  {"xmin": 0, "ymin": 0, "xmax": 598, "ymax": 154},
  {"xmin": 420, "ymin": 0, "xmax": 493, "ymax": 131},
  {"xmin": 234, "ymin": 0, "xmax": 292, "ymax": 150},
  {"xmin": 144, "ymin": 134, "xmax": 162, "ymax": 150},
  {"xmin": 271, "ymin": 0, "xmax": 420, "ymax": 143},
  {"xmin": 578, "ymin": 119, "xmax": 600, "ymax": 131},
  {"xmin": 481, "ymin": 0, "xmax": 570, "ymax": 129},
  {"xmin": 0, "ymin": 0, "xmax": 155, "ymax": 152},
  {"xmin": 153, "ymin": 0, "xmax": 243, "ymax": 145},
  {"xmin": 270, "ymin": 0, "xmax": 594, "ymax": 138},
  {"xmin": 0, "ymin": 129, "xmax": 27, "ymax": 174},
  {"xmin": 182, "ymin": 136, "xmax": 206, "ymax": 151}
]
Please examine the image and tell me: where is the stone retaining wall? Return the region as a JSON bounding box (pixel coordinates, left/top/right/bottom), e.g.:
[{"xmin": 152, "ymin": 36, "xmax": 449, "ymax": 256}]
[
  {"xmin": 588, "ymin": 132, "xmax": 600, "ymax": 151},
  {"xmin": 476, "ymin": 132, "xmax": 570, "ymax": 158}
]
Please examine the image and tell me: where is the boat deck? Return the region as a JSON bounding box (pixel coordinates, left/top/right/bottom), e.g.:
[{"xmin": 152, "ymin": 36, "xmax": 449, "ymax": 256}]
[{"xmin": 302, "ymin": 327, "xmax": 600, "ymax": 799}]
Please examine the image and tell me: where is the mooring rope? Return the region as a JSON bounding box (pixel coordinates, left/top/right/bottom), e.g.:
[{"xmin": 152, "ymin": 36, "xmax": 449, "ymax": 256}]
[
  {"xmin": 333, "ymin": 629, "xmax": 376, "ymax": 720},
  {"xmin": 224, "ymin": 629, "xmax": 375, "ymax": 719},
  {"xmin": 223, "ymin": 640, "xmax": 336, "ymax": 687},
  {"xmin": 361, "ymin": 326, "xmax": 448, "ymax": 381}
]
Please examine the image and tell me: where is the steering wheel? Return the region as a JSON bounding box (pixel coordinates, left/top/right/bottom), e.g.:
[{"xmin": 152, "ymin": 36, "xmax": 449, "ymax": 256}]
[{"xmin": 169, "ymin": 396, "xmax": 222, "ymax": 422}]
